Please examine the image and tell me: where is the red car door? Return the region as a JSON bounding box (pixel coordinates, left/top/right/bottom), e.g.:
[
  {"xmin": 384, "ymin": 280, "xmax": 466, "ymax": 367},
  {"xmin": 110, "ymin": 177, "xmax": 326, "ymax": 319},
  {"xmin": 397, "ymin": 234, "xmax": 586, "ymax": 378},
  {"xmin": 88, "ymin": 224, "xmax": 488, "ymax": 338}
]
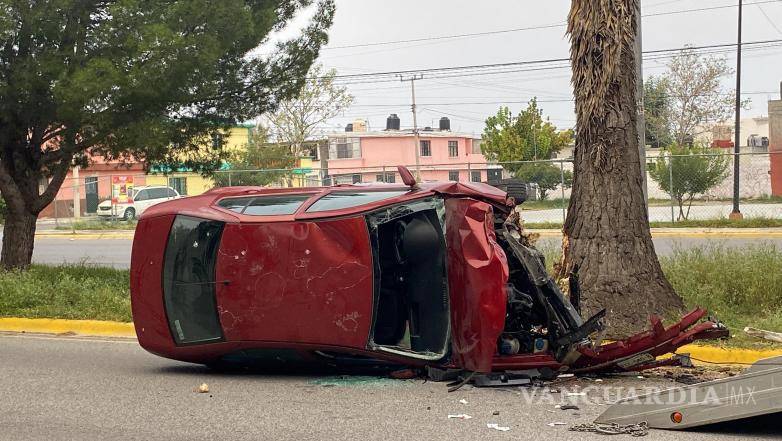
[{"xmin": 444, "ymin": 198, "xmax": 509, "ymax": 372}]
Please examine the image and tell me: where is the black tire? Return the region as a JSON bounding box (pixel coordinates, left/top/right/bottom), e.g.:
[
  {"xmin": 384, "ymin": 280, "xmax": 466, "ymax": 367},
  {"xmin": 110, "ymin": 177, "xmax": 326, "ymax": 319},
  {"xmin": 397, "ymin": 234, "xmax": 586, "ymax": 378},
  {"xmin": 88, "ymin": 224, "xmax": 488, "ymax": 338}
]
[
  {"xmin": 500, "ymin": 179, "xmax": 528, "ymax": 204},
  {"xmin": 123, "ymin": 207, "xmax": 136, "ymax": 221}
]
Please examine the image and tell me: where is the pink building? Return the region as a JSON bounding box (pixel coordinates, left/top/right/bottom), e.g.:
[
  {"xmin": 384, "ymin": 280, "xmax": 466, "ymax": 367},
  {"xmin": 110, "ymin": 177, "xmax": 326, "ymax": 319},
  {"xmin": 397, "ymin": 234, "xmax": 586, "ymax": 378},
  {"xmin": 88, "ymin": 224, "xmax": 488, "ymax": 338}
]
[{"xmin": 324, "ymin": 115, "xmax": 497, "ymax": 184}]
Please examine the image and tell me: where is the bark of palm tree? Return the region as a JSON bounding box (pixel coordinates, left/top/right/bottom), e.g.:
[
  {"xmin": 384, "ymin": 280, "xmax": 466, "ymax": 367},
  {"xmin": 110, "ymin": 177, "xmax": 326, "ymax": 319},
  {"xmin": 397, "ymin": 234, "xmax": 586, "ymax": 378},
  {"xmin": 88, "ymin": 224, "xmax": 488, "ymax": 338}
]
[{"xmin": 562, "ymin": 0, "xmax": 684, "ymax": 336}]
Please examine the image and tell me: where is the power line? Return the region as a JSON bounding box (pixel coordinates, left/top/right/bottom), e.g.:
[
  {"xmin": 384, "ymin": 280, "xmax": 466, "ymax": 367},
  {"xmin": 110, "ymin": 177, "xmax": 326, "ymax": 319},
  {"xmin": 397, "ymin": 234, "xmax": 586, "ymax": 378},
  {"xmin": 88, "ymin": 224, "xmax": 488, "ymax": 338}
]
[
  {"xmin": 325, "ymin": 39, "xmax": 782, "ymax": 84},
  {"xmin": 757, "ymin": 4, "xmax": 782, "ymax": 35},
  {"xmin": 320, "ymin": 0, "xmax": 782, "ymax": 51}
]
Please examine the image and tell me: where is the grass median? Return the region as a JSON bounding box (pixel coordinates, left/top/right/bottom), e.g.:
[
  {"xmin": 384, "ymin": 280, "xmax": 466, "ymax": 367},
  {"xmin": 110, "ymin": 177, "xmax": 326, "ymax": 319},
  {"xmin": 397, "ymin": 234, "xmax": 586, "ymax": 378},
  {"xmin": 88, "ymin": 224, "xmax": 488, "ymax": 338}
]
[
  {"xmin": 54, "ymin": 219, "xmax": 137, "ymax": 231},
  {"xmin": 0, "ymin": 245, "xmax": 780, "ymax": 348},
  {"xmin": 0, "ymin": 264, "xmax": 131, "ymax": 322}
]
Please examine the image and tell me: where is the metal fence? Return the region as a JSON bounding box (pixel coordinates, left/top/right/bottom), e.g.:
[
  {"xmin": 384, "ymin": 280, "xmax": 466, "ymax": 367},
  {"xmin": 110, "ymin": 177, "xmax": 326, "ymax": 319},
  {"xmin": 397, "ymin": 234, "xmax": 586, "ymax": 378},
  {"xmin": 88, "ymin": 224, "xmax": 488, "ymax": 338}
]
[
  {"xmin": 211, "ymin": 152, "xmax": 782, "ymax": 225},
  {"xmin": 42, "ymin": 151, "xmax": 781, "ymax": 226}
]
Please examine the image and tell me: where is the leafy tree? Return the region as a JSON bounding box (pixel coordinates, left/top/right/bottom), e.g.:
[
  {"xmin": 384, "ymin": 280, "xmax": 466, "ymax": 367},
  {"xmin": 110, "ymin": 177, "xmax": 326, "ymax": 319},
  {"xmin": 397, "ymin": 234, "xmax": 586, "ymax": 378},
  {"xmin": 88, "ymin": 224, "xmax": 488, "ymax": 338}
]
[
  {"xmin": 514, "ymin": 163, "xmax": 572, "ymax": 200},
  {"xmin": 649, "ymin": 144, "xmax": 730, "ymax": 220},
  {"xmin": 266, "ymin": 63, "xmax": 353, "ymax": 156},
  {"xmin": 0, "ymin": 0, "xmax": 335, "ymax": 269},
  {"xmin": 563, "ymin": 0, "xmax": 684, "ymax": 336},
  {"xmin": 664, "ymin": 48, "xmax": 747, "ymax": 145},
  {"xmin": 644, "ymin": 76, "xmax": 673, "ymax": 148},
  {"xmin": 213, "ymin": 126, "xmax": 296, "ymax": 187},
  {"xmin": 481, "ymin": 99, "xmax": 573, "ymax": 199}
]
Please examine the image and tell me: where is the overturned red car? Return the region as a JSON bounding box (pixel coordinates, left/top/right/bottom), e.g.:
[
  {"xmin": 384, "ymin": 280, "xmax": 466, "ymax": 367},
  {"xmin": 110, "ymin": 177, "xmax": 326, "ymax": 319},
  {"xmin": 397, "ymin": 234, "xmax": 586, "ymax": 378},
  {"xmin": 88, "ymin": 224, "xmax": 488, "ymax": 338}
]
[{"xmin": 130, "ymin": 166, "xmax": 726, "ymax": 377}]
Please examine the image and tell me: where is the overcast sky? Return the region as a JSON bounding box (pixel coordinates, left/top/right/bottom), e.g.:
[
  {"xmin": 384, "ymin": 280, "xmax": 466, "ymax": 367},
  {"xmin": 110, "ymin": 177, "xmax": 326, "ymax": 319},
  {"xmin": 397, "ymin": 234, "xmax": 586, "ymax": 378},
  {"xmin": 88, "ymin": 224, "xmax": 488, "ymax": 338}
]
[{"xmin": 292, "ymin": 0, "xmax": 782, "ymax": 136}]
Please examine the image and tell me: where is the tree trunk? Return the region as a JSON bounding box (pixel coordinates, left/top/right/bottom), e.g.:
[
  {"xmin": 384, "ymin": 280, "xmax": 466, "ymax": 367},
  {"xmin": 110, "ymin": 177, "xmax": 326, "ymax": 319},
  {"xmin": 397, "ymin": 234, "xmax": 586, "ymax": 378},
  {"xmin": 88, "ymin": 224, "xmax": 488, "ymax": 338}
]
[
  {"xmin": 563, "ymin": 0, "xmax": 684, "ymax": 337},
  {"xmin": 1, "ymin": 204, "xmax": 37, "ymax": 270}
]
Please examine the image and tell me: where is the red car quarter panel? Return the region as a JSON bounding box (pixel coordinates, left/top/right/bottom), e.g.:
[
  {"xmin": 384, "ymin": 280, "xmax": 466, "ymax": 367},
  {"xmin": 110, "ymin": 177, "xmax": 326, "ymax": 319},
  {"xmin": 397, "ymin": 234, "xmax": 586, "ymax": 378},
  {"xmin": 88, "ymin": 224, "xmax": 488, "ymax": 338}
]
[
  {"xmin": 215, "ymin": 217, "xmax": 374, "ymax": 349},
  {"xmin": 445, "ymin": 198, "xmax": 509, "ymax": 373}
]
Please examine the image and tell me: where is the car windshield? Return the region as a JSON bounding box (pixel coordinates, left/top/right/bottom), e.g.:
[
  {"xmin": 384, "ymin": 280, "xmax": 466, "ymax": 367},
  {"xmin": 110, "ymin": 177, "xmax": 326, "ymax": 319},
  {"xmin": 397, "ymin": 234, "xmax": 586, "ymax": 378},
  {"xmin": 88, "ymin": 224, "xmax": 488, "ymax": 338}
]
[{"xmin": 306, "ymin": 190, "xmax": 409, "ymax": 213}]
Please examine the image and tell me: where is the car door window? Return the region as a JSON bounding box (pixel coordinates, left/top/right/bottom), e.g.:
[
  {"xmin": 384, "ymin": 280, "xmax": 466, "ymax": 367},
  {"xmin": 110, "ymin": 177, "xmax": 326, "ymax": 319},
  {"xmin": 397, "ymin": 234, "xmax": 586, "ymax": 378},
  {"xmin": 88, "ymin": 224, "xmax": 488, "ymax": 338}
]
[
  {"xmin": 217, "ymin": 194, "xmax": 312, "ymax": 215},
  {"xmin": 134, "ymin": 190, "xmax": 148, "ymax": 202},
  {"xmin": 306, "ymin": 191, "xmax": 408, "ymax": 213},
  {"xmin": 149, "ymin": 188, "xmax": 168, "ymax": 200}
]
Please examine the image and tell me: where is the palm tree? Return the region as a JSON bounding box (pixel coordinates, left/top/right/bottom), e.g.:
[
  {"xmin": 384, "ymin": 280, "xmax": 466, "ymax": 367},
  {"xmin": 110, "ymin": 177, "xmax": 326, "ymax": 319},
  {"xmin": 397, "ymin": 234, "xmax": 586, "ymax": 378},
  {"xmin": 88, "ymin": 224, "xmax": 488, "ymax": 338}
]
[{"xmin": 562, "ymin": 0, "xmax": 684, "ymax": 336}]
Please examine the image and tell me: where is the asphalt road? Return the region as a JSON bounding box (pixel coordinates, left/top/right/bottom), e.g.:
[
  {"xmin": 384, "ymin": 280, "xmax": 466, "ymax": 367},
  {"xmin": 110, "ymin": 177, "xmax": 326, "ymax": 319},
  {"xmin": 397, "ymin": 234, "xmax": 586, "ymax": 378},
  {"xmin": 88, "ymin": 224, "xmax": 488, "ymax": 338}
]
[
  {"xmin": 16, "ymin": 235, "xmax": 781, "ymax": 269},
  {"xmin": 519, "ymin": 203, "xmax": 782, "ymax": 223},
  {"xmin": 0, "ymin": 228, "xmax": 779, "ymax": 269},
  {"xmin": 1, "ymin": 332, "xmax": 778, "ymax": 441}
]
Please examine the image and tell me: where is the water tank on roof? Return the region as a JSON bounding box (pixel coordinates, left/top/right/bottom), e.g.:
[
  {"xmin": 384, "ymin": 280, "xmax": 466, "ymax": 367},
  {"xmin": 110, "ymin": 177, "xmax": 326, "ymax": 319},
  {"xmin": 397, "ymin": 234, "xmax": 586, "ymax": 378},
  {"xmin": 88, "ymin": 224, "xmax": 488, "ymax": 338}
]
[
  {"xmin": 345, "ymin": 123, "xmax": 353, "ymax": 132},
  {"xmin": 353, "ymin": 118, "xmax": 367, "ymax": 132},
  {"xmin": 386, "ymin": 114, "xmax": 400, "ymax": 130},
  {"xmin": 439, "ymin": 117, "xmax": 450, "ymax": 131}
]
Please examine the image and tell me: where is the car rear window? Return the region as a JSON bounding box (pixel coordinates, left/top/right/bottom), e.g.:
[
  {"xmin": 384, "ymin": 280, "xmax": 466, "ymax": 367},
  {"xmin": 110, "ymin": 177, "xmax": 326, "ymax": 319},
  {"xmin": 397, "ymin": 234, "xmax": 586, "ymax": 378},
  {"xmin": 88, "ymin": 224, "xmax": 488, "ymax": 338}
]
[
  {"xmin": 306, "ymin": 190, "xmax": 409, "ymax": 212},
  {"xmin": 163, "ymin": 216, "xmax": 224, "ymax": 345},
  {"xmin": 217, "ymin": 194, "xmax": 311, "ymax": 215}
]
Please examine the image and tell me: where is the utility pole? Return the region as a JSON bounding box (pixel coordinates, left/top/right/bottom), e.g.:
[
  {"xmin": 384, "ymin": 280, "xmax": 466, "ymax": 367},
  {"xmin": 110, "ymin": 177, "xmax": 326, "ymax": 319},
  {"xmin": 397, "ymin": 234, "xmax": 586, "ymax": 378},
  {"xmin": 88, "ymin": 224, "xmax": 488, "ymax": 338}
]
[
  {"xmin": 635, "ymin": 0, "xmax": 648, "ymax": 211},
  {"xmin": 731, "ymin": 0, "xmax": 743, "ymax": 219},
  {"xmin": 399, "ymin": 74, "xmax": 423, "ymax": 178}
]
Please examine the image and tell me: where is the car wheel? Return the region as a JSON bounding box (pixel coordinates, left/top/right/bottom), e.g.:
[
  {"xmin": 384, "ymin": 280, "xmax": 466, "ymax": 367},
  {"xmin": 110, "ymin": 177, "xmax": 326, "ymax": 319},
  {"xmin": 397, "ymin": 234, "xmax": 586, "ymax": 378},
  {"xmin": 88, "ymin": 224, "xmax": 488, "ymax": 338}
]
[
  {"xmin": 123, "ymin": 207, "xmax": 136, "ymax": 221},
  {"xmin": 501, "ymin": 179, "xmax": 529, "ymax": 204}
]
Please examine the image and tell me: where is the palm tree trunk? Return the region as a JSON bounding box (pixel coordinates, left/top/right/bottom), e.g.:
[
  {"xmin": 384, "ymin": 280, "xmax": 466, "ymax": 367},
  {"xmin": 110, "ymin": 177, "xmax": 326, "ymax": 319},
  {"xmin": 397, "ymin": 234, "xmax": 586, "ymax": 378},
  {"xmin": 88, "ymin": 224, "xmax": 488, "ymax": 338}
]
[{"xmin": 561, "ymin": 0, "xmax": 684, "ymax": 337}]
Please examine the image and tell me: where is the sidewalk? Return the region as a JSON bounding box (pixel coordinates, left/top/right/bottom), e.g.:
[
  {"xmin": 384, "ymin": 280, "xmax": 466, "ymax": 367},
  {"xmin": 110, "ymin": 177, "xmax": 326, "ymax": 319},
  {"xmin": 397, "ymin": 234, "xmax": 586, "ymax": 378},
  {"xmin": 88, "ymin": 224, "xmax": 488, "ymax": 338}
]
[{"xmin": 528, "ymin": 227, "xmax": 782, "ymax": 237}]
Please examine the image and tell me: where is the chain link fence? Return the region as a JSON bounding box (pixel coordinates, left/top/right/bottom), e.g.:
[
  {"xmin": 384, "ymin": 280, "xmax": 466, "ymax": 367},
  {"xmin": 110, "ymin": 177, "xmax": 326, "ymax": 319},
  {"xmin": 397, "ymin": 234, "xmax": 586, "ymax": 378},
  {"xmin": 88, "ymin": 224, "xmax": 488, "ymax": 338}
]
[{"xmin": 41, "ymin": 151, "xmax": 781, "ymax": 226}]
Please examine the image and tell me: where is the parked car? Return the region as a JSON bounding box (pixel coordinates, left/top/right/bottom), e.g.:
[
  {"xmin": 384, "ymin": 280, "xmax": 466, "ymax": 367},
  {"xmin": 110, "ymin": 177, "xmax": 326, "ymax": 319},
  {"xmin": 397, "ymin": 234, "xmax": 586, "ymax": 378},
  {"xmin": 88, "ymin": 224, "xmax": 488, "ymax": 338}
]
[
  {"xmin": 97, "ymin": 186, "xmax": 180, "ymax": 220},
  {"xmin": 130, "ymin": 167, "xmax": 725, "ymax": 377}
]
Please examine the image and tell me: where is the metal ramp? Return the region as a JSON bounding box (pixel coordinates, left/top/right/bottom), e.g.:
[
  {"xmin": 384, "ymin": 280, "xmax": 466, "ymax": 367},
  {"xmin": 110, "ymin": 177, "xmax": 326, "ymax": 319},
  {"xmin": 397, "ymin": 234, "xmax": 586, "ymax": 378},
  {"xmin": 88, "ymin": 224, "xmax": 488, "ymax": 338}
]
[{"xmin": 596, "ymin": 356, "xmax": 782, "ymax": 429}]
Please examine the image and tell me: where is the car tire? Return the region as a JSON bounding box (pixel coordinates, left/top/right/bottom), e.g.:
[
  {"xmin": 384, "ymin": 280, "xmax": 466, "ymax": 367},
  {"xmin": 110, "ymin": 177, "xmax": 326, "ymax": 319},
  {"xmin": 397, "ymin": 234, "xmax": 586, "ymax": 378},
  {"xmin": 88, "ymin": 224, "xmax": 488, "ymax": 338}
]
[
  {"xmin": 501, "ymin": 179, "xmax": 528, "ymax": 204},
  {"xmin": 123, "ymin": 207, "xmax": 136, "ymax": 221}
]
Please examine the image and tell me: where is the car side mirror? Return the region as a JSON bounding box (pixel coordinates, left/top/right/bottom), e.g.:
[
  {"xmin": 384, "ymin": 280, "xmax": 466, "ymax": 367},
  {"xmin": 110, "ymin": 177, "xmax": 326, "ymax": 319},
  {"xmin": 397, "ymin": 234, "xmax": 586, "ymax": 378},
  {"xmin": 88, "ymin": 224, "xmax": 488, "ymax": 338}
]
[{"xmin": 397, "ymin": 166, "xmax": 417, "ymax": 188}]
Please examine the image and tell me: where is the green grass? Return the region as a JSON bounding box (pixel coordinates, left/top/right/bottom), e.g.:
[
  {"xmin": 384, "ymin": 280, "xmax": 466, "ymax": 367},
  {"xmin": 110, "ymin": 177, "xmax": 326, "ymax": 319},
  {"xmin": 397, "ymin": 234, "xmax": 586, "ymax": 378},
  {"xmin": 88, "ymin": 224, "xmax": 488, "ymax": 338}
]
[
  {"xmin": 524, "ymin": 217, "xmax": 782, "ymax": 230},
  {"xmin": 0, "ymin": 264, "xmax": 131, "ymax": 322},
  {"xmin": 2, "ymin": 246, "xmax": 781, "ymax": 348},
  {"xmin": 536, "ymin": 242, "xmax": 782, "ymax": 348},
  {"xmin": 661, "ymin": 244, "xmax": 782, "ymax": 348},
  {"xmin": 54, "ymin": 219, "xmax": 137, "ymax": 231}
]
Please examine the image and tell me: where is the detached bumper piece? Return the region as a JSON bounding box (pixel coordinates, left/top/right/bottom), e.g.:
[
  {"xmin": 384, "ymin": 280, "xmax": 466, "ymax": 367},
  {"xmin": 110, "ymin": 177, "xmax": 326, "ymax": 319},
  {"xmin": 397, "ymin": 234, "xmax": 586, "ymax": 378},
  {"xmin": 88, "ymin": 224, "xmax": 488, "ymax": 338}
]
[{"xmin": 572, "ymin": 308, "xmax": 729, "ymax": 373}]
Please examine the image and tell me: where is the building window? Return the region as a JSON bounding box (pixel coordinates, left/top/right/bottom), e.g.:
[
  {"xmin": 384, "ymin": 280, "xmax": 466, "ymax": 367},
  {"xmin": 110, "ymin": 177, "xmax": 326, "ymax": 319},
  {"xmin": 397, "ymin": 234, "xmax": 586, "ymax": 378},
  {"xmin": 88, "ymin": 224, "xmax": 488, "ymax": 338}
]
[
  {"xmin": 470, "ymin": 171, "xmax": 481, "ymax": 183},
  {"xmin": 448, "ymin": 140, "xmax": 458, "ymax": 157},
  {"xmin": 448, "ymin": 171, "xmax": 460, "ymax": 182},
  {"xmin": 472, "ymin": 139, "xmax": 483, "ymax": 154},
  {"xmin": 420, "ymin": 140, "xmax": 431, "ymax": 157},
  {"xmin": 211, "ymin": 133, "xmax": 224, "ymax": 149},
  {"xmin": 352, "ymin": 174, "xmax": 362, "ymax": 184},
  {"xmin": 375, "ymin": 173, "xmax": 396, "ymax": 183},
  {"xmin": 169, "ymin": 177, "xmax": 188, "ymax": 196},
  {"xmin": 329, "ymin": 137, "xmax": 361, "ymax": 159}
]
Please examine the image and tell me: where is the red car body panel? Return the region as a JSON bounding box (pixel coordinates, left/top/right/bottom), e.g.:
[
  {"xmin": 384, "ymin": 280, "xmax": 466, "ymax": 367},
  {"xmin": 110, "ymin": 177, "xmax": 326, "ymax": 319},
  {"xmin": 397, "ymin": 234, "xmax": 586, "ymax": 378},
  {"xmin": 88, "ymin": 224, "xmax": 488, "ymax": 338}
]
[
  {"xmin": 130, "ymin": 173, "xmax": 726, "ymax": 373},
  {"xmin": 215, "ymin": 218, "xmax": 374, "ymax": 348},
  {"xmin": 444, "ymin": 198, "xmax": 509, "ymax": 372}
]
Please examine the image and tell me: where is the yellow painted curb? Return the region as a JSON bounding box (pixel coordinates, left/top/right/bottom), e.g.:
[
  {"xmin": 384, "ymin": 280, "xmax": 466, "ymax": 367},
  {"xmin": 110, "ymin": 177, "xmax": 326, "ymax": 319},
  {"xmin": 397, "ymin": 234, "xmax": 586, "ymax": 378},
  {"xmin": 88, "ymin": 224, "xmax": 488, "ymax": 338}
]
[
  {"xmin": 0, "ymin": 318, "xmax": 136, "ymax": 338},
  {"xmin": 677, "ymin": 344, "xmax": 782, "ymax": 365}
]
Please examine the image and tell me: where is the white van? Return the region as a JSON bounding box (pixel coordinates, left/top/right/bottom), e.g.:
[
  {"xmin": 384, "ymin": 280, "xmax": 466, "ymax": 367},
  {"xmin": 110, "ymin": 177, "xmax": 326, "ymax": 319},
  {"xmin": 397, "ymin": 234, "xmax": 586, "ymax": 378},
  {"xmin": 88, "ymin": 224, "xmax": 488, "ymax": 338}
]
[{"xmin": 97, "ymin": 186, "xmax": 180, "ymax": 220}]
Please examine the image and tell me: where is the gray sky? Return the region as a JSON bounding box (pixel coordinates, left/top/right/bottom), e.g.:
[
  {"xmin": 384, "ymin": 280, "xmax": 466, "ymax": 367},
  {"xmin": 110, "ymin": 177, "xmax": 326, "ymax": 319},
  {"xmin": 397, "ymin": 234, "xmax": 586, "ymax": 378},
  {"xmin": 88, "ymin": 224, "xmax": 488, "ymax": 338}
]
[{"xmin": 301, "ymin": 0, "xmax": 782, "ymax": 136}]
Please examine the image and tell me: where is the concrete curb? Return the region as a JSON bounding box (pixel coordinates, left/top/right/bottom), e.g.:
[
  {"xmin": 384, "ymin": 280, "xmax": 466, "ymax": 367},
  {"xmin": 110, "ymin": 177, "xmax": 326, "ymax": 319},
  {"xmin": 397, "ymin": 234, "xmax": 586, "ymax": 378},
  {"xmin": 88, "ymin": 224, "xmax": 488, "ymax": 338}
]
[
  {"xmin": 34, "ymin": 231, "xmax": 135, "ymax": 240},
  {"xmin": 0, "ymin": 318, "xmax": 135, "ymax": 338},
  {"xmin": 2, "ymin": 318, "xmax": 781, "ymax": 365},
  {"xmin": 528, "ymin": 228, "xmax": 782, "ymax": 238},
  {"xmin": 676, "ymin": 344, "xmax": 782, "ymax": 365}
]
